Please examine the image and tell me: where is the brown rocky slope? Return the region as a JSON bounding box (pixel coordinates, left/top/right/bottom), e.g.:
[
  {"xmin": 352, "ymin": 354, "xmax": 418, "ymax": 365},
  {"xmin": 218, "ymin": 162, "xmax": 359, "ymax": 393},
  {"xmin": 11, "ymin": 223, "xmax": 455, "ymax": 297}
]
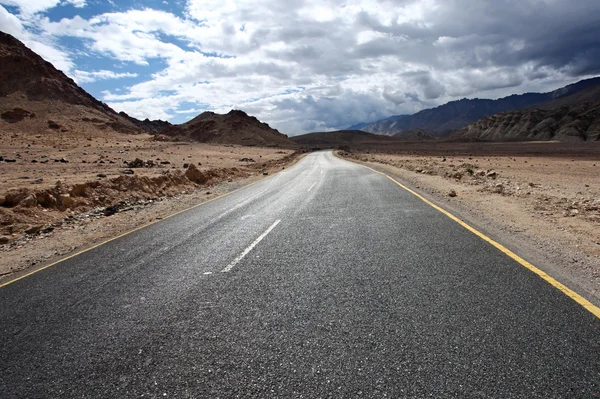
[{"xmin": 0, "ymin": 31, "xmax": 146, "ymax": 135}]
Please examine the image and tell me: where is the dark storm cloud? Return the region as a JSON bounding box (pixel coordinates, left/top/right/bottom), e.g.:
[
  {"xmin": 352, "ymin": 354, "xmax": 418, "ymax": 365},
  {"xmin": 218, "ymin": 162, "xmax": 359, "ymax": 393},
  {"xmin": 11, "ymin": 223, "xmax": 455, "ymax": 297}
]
[
  {"xmin": 270, "ymin": 91, "xmax": 397, "ymax": 132},
  {"xmin": 351, "ymin": 0, "xmax": 600, "ymax": 74}
]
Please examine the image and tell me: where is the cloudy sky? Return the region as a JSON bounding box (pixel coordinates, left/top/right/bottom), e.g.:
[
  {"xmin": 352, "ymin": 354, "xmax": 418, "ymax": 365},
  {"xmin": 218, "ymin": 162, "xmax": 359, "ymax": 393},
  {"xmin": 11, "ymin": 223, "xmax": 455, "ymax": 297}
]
[{"xmin": 1, "ymin": 0, "xmax": 599, "ymax": 134}]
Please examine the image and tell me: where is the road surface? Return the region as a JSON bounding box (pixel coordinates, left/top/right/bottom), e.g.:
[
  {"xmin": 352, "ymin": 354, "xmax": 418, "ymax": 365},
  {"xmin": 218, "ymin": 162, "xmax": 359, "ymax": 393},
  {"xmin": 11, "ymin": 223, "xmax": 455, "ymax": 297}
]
[{"xmin": 1, "ymin": 151, "xmax": 599, "ymax": 398}]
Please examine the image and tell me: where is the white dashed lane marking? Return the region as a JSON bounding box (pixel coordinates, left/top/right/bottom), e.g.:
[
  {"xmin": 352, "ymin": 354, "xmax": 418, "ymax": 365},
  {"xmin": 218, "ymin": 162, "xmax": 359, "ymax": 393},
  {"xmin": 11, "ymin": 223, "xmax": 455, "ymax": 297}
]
[{"xmin": 221, "ymin": 220, "xmax": 282, "ymax": 273}]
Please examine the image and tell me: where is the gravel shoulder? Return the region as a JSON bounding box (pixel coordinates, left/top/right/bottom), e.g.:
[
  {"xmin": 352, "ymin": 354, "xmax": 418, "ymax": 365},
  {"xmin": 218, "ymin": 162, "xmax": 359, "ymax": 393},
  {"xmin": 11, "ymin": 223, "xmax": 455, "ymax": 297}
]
[{"xmin": 338, "ymin": 149, "xmax": 600, "ymax": 306}]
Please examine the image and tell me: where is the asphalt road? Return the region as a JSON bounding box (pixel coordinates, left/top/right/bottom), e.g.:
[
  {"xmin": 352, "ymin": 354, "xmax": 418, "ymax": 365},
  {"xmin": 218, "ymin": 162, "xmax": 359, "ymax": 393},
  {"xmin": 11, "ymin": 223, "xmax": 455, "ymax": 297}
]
[{"xmin": 1, "ymin": 151, "xmax": 599, "ymax": 398}]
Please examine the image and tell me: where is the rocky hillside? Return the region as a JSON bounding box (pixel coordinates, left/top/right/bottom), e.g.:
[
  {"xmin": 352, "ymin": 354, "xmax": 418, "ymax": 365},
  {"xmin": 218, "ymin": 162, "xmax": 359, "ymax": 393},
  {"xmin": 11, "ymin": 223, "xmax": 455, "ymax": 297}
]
[
  {"xmin": 452, "ymin": 100, "xmax": 600, "ymax": 141},
  {"xmin": 0, "ymin": 31, "xmax": 147, "ymax": 135},
  {"xmin": 160, "ymin": 110, "xmax": 294, "ymax": 147},
  {"xmin": 360, "ymin": 77, "xmax": 600, "ymax": 136}
]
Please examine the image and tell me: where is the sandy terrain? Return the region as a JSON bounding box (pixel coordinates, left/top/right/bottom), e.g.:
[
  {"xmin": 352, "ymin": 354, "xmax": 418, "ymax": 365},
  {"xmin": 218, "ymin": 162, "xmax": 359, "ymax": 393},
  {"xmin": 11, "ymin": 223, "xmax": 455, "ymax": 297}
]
[
  {"xmin": 339, "ymin": 142, "xmax": 600, "ymax": 302},
  {"xmin": 0, "ymin": 129, "xmax": 300, "ymax": 282}
]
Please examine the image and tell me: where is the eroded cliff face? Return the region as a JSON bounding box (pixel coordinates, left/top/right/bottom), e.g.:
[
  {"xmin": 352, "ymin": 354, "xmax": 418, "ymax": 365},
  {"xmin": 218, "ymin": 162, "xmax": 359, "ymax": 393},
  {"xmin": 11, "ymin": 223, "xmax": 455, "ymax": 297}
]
[{"xmin": 454, "ymin": 102, "xmax": 600, "ymax": 141}]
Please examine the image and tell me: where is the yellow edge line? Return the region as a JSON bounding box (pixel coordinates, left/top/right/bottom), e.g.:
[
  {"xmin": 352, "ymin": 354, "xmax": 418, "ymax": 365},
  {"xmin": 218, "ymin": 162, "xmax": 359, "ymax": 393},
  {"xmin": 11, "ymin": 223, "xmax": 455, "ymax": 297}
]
[
  {"xmin": 0, "ymin": 171, "xmax": 280, "ymax": 289},
  {"xmin": 355, "ymin": 159, "xmax": 600, "ymax": 320}
]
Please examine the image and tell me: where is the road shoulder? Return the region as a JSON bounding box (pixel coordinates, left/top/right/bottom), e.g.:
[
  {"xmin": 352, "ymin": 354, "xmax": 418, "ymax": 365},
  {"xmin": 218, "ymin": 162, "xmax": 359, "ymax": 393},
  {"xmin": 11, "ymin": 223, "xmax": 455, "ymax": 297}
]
[{"xmin": 336, "ymin": 151, "xmax": 600, "ymax": 308}]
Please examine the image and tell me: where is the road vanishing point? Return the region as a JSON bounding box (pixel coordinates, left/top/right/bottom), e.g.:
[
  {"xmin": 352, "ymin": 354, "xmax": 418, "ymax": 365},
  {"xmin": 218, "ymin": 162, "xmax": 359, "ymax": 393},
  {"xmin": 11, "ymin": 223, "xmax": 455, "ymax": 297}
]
[{"xmin": 1, "ymin": 151, "xmax": 599, "ymax": 398}]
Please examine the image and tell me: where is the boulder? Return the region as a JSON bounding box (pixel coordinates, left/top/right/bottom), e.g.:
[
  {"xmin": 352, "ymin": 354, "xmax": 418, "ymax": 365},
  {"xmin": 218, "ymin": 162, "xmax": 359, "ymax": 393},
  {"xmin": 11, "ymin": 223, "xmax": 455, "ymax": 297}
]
[
  {"xmin": 1, "ymin": 108, "xmax": 33, "ymax": 123},
  {"xmin": 126, "ymin": 158, "xmax": 147, "ymax": 168},
  {"xmin": 47, "ymin": 120, "xmax": 61, "ymax": 129},
  {"xmin": 104, "ymin": 205, "xmax": 119, "ymax": 216},
  {"xmin": 185, "ymin": 164, "xmax": 207, "ymax": 184},
  {"xmin": 20, "ymin": 194, "xmax": 38, "ymax": 207},
  {"xmin": 4, "ymin": 190, "xmax": 29, "ymax": 207},
  {"xmin": 25, "ymin": 225, "xmax": 42, "ymax": 235},
  {"xmin": 70, "ymin": 184, "xmax": 88, "ymax": 197},
  {"xmin": 36, "ymin": 192, "xmax": 57, "ymax": 207},
  {"xmin": 59, "ymin": 194, "xmax": 76, "ymax": 209}
]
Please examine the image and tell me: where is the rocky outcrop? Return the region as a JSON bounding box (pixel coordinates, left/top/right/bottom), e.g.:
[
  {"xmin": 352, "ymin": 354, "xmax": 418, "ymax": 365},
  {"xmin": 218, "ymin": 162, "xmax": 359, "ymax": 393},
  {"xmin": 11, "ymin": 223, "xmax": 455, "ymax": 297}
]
[{"xmin": 453, "ymin": 101, "xmax": 600, "ymax": 141}]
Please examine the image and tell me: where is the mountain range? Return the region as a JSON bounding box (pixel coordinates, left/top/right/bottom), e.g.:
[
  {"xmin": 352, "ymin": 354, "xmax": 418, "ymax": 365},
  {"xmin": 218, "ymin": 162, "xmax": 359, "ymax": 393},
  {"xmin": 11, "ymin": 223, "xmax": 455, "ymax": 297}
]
[{"xmin": 356, "ymin": 78, "xmax": 600, "ymax": 139}]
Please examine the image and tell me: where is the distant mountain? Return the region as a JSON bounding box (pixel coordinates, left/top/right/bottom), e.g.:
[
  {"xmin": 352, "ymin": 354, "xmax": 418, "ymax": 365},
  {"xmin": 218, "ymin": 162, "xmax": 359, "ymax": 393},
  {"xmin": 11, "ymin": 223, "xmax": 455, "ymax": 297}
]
[
  {"xmin": 535, "ymin": 82, "xmax": 600, "ymax": 110},
  {"xmin": 355, "ymin": 114, "xmax": 408, "ymax": 134},
  {"xmin": 160, "ymin": 110, "xmax": 294, "ymax": 147},
  {"xmin": 452, "ymin": 86, "xmax": 600, "ymax": 141},
  {"xmin": 118, "ymin": 111, "xmax": 171, "ymax": 134},
  {"xmin": 290, "ymin": 130, "xmax": 397, "ymax": 146},
  {"xmin": 0, "ymin": 31, "xmax": 146, "ymax": 135},
  {"xmin": 361, "ymin": 77, "xmax": 600, "ymax": 136},
  {"xmin": 345, "ymin": 122, "xmax": 373, "ymax": 131}
]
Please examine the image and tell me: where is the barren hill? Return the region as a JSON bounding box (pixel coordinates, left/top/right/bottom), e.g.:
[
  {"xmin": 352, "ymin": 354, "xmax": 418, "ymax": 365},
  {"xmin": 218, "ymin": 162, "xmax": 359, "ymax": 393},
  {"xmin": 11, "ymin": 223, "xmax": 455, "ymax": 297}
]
[
  {"xmin": 291, "ymin": 130, "xmax": 397, "ymax": 146},
  {"xmin": 0, "ymin": 31, "xmax": 147, "ymax": 136},
  {"xmin": 452, "ymin": 100, "xmax": 600, "ymax": 141},
  {"xmin": 452, "ymin": 82, "xmax": 600, "ymax": 141},
  {"xmin": 160, "ymin": 110, "xmax": 294, "ymax": 147}
]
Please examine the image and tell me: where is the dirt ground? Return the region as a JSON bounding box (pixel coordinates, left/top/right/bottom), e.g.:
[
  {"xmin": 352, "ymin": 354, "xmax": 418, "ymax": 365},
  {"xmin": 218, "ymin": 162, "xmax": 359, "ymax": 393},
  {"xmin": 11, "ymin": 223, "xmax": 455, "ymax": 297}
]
[
  {"xmin": 339, "ymin": 141, "xmax": 600, "ymax": 303},
  {"xmin": 0, "ymin": 129, "xmax": 300, "ymax": 282}
]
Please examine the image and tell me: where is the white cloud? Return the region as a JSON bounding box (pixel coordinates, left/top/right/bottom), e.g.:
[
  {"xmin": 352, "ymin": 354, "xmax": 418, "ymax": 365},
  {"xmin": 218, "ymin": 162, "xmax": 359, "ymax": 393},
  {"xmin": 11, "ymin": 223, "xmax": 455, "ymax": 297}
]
[
  {"xmin": 0, "ymin": 0, "xmax": 85, "ymax": 16},
  {"xmin": 0, "ymin": 0, "xmax": 61, "ymax": 16},
  {"xmin": 26, "ymin": 40, "xmax": 74, "ymax": 72},
  {"xmin": 1, "ymin": 5, "xmax": 74, "ymax": 72},
  {"xmin": 72, "ymin": 69, "xmax": 138, "ymax": 83},
  {"xmin": 65, "ymin": 0, "xmax": 85, "ymax": 7},
  {"xmin": 0, "ymin": 4, "xmax": 25, "ymax": 36},
  {"xmin": 175, "ymin": 108, "xmax": 204, "ymax": 114}
]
